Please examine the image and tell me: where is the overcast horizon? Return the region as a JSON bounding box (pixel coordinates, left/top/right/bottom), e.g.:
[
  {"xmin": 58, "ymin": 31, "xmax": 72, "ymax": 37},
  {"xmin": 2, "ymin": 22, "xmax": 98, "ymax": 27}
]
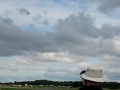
[{"xmin": 0, "ymin": 0, "xmax": 120, "ymax": 83}]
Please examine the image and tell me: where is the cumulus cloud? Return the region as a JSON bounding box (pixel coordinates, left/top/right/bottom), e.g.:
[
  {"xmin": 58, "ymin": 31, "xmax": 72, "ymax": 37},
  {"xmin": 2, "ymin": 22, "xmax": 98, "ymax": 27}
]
[
  {"xmin": 0, "ymin": 0, "xmax": 120, "ymax": 81},
  {"xmin": 0, "ymin": 17, "xmax": 58, "ymax": 56},
  {"xmin": 98, "ymin": 0, "xmax": 120, "ymax": 13},
  {"xmin": 55, "ymin": 13, "xmax": 120, "ymax": 56},
  {"xmin": 0, "ymin": 55, "xmax": 87, "ymax": 82},
  {"xmin": 98, "ymin": 55, "xmax": 120, "ymax": 81},
  {"xmin": 1, "ymin": 13, "xmax": 120, "ymax": 57}
]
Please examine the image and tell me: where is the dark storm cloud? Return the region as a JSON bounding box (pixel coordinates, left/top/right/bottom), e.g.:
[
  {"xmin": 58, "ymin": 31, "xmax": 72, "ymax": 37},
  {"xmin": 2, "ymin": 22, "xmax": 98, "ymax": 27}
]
[{"xmin": 98, "ymin": 0, "xmax": 120, "ymax": 13}]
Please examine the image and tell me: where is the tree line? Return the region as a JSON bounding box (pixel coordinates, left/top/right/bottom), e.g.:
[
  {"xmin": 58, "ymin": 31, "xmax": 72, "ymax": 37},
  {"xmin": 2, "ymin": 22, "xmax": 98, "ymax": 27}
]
[{"xmin": 1, "ymin": 80, "xmax": 120, "ymax": 89}]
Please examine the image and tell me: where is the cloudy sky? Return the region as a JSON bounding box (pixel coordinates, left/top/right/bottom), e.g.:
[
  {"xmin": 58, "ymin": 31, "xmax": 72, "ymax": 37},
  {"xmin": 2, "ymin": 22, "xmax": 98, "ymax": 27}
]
[{"xmin": 0, "ymin": 0, "xmax": 120, "ymax": 82}]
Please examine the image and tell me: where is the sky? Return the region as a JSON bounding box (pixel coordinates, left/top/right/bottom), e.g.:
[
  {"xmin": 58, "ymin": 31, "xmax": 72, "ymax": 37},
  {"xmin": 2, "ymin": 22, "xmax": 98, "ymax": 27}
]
[{"xmin": 0, "ymin": 0, "xmax": 120, "ymax": 82}]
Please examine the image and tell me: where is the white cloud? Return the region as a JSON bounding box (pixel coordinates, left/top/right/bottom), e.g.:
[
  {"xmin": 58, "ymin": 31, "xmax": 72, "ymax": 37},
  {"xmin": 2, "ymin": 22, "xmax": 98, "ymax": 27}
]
[
  {"xmin": 98, "ymin": 55, "xmax": 120, "ymax": 81},
  {"xmin": 0, "ymin": 0, "xmax": 120, "ymax": 82}
]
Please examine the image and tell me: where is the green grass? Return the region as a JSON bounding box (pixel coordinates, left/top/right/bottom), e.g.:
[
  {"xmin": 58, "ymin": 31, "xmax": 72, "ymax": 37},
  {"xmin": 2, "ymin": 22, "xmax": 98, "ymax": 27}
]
[
  {"xmin": 103, "ymin": 88, "xmax": 120, "ymax": 90},
  {"xmin": 0, "ymin": 86, "xmax": 78, "ymax": 90},
  {"xmin": 0, "ymin": 86, "xmax": 119, "ymax": 90}
]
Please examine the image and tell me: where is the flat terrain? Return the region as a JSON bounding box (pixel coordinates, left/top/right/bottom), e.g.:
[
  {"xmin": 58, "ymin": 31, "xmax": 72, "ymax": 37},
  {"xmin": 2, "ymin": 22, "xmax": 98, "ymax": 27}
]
[
  {"xmin": 0, "ymin": 86, "xmax": 119, "ymax": 90},
  {"xmin": 0, "ymin": 86, "xmax": 77, "ymax": 90}
]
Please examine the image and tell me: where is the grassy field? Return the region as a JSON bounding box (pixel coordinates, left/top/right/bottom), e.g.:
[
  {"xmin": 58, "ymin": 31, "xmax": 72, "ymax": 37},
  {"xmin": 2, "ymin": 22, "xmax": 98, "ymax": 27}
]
[
  {"xmin": 0, "ymin": 86, "xmax": 78, "ymax": 90},
  {"xmin": 0, "ymin": 86, "xmax": 119, "ymax": 90}
]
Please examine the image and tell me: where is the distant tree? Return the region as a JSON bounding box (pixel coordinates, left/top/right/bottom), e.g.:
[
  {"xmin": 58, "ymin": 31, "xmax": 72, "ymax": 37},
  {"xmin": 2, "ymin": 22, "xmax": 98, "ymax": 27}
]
[
  {"xmin": 101, "ymin": 82, "xmax": 120, "ymax": 89},
  {"xmin": 11, "ymin": 80, "xmax": 120, "ymax": 89},
  {"xmin": 108, "ymin": 82, "xmax": 119, "ymax": 89},
  {"xmin": 72, "ymin": 81, "xmax": 80, "ymax": 88}
]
